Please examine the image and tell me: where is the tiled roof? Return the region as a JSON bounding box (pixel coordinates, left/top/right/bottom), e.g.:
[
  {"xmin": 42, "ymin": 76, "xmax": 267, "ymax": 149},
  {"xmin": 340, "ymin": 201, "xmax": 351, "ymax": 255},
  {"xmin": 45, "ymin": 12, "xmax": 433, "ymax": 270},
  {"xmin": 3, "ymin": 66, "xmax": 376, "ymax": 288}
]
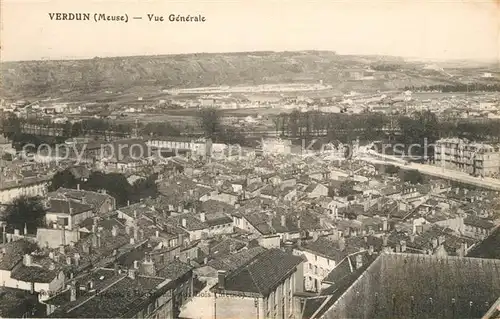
[
  {"xmin": 464, "ymin": 215, "xmax": 495, "ymax": 229},
  {"xmin": 50, "ymin": 273, "xmax": 166, "ymax": 318},
  {"xmin": 11, "ymin": 264, "xmax": 60, "ymax": 283},
  {"xmin": 299, "ymin": 237, "xmax": 348, "ymax": 262},
  {"xmin": 0, "ymin": 240, "xmax": 37, "ymax": 271},
  {"xmin": 200, "ymin": 200, "xmax": 233, "ymax": 214},
  {"xmin": 207, "ymin": 247, "xmax": 266, "ymax": 272},
  {"xmin": 0, "ymin": 287, "xmax": 40, "ymax": 318},
  {"xmin": 48, "ymin": 199, "xmax": 93, "ymax": 216},
  {"xmin": 166, "ymin": 213, "xmax": 208, "ymax": 231},
  {"xmin": 214, "ymin": 249, "xmax": 303, "ymax": 296},
  {"xmin": 467, "ymin": 227, "xmax": 500, "ymax": 259},
  {"xmin": 157, "ymin": 259, "xmax": 193, "ymax": 281}
]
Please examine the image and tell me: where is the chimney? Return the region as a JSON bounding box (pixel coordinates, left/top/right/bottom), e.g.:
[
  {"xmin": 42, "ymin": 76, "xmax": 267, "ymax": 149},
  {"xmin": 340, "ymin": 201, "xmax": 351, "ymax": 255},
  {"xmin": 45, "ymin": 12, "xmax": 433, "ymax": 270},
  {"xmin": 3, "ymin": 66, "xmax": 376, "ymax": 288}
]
[
  {"xmin": 200, "ymin": 212, "xmax": 206, "ymax": 222},
  {"xmin": 70, "ymin": 284, "xmax": 77, "ymax": 302},
  {"xmin": 74, "ymin": 253, "xmax": 80, "ymax": 266},
  {"xmin": 142, "ymin": 254, "xmax": 156, "ymax": 276},
  {"xmin": 111, "ymin": 226, "xmax": 117, "ymax": 237},
  {"xmin": 218, "ymin": 270, "xmax": 227, "ymax": 290},
  {"xmin": 338, "ymin": 237, "xmax": 346, "ymax": 251},
  {"xmin": 91, "ymin": 233, "xmax": 98, "ymax": 248},
  {"xmin": 66, "ymin": 256, "xmax": 71, "ymax": 265},
  {"xmin": 410, "ymin": 234, "xmax": 415, "ymax": 243},
  {"xmin": 14, "ymin": 229, "xmax": 20, "ymax": 236},
  {"xmin": 438, "ymin": 235, "xmax": 445, "ymax": 245},
  {"xmin": 382, "ymin": 219, "xmax": 388, "ymax": 232},
  {"xmin": 297, "ymin": 218, "xmax": 302, "ymax": 230},
  {"xmin": 432, "ymin": 238, "xmax": 438, "ymax": 248},
  {"xmin": 395, "ymin": 244, "xmax": 401, "ymax": 253},
  {"xmin": 364, "ymin": 236, "xmax": 368, "ymax": 243},
  {"xmin": 128, "ymin": 269, "xmax": 136, "ymax": 280},
  {"xmin": 368, "ymin": 245, "xmax": 374, "ymax": 255},
  {"xmin": 130, "ymin": 238, "xmax": 135, "ymax": 245},
  {"xmin": 133, "ymin": 260, "xmax": 139, "ymax": 269},
  {"xmin": 312, "ymin": 232, "xmax": 319, "ymax": 241},
  {"xmin": 155, "ymin": 230, "xmax": 159, "ymax": 237},
  {"xmin": 125, "ymin": 225, "xmax": 130, "ymax": 235},
  {"xmin": 49, "ymin": 252, "xmax": 54, "ymax": 260},
  {"xmin": 181, "ymin": 218, "xmax": 187, "ymax": 228},
  {"xmin": 77, "ymin": 184, "xmax": 80, "ymax": 191},
  {"xmin": 178, "ymin": 233, "xmax": 184, "ymax": 247},
  {"xmin": 281, "ymin": 215, "xmax": 286, "ymax": 227},
  {"xmin": 133, "ymin": 227, "xmax": 138, "ymax": 240},
  {"xmin": 383, "ymin": 235, "xmax": 388, "ymax": 247},
  {"xmin": 401, "ymin": 240, "xmax": 407, "ymax": 252},
  {"xmin": 355, "ymin": 254, "xmax": 363, "ymax": 269},
  {"xmin": 82, "ymin": 243, "xmax": 90, "ymax": 254},
  {"xmin": 114, "ymin": 263, "xmax": 119, "ymax": 275},
  {"xmin": 59, "ymin": 245, "xmax": 65, "ymax": 255},
  {"xmin": 203, "ymin": 257, "xmax": 208, "ymax": 264},
  {"xmin": 133, "ymin": 210, "xmax": 137, "ymax": 219},
  {"xmin": 23, "ymin": 254, "xmax": 32, "ymax": 267}
]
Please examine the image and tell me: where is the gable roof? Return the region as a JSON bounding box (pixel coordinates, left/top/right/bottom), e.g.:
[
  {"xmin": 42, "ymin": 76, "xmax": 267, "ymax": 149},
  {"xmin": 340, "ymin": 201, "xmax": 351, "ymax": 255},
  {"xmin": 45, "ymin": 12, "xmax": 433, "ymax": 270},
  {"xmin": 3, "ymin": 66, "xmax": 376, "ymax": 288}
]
[{"xmin": 213, "ymin": 249, "xmax": 303, "ymax": 296}]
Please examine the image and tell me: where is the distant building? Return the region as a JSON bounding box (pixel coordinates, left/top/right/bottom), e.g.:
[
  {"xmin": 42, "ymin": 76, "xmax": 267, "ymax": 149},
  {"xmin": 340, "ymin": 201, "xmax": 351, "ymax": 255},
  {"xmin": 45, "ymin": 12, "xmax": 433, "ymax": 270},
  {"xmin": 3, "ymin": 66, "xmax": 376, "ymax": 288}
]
[
  {"xmin": 434, "ymin": 138, "xmax": 500, "ymax": 177},
  {"xmin": 261, "ymin": 138, "xmax": 292, "ymax": 155},
  {"xmin": 0, "ymin": 175, "xmax": 50, "ymax": 203}
]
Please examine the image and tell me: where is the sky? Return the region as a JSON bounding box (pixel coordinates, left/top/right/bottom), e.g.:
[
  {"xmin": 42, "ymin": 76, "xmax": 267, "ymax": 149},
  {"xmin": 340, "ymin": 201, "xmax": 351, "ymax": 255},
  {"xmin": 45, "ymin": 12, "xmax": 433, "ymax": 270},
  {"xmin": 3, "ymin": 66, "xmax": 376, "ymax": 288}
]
[{"xmin": 1, "ymin": 0, "xmax": 499, "ymax": 62}]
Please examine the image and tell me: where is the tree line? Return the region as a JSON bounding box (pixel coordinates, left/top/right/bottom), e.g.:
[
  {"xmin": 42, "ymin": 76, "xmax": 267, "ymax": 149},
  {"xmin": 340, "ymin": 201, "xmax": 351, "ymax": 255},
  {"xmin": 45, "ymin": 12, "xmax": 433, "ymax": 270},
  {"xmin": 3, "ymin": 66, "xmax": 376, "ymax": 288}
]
[
  {"xmin": 274, "ymin": 110, "xmax": 500, "ymax": 155},
  {"xmin": 49, "ymin": 169, "xmax": 159, "ymax": 207}
]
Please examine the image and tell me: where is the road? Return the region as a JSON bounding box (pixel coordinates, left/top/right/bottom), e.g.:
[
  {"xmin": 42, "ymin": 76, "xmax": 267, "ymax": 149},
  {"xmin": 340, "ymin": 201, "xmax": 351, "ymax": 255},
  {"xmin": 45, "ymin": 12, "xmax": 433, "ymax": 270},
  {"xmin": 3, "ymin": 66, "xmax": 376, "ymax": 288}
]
[{"xmin": 357, "ymin": 151, "xmax": 500, "ymax": 191}]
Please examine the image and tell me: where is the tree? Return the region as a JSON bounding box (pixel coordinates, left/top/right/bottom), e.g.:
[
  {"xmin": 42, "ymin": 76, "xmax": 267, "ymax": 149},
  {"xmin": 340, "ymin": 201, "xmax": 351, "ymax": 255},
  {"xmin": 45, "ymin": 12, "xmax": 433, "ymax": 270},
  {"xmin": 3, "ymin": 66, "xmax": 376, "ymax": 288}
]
[
  {"xmin": 3, "ymin": 196, "xmax": 46, "ymax": 234},
  {"xmin": 84, "ymin": 172, "xmax": 131, "ymax": 206},
  {"xmin": 337, "ymin": 180, "xmax": 358, "ymax": 197},
  {"xmin": 71, "ymin": 122, "xmax": 83, "ymax": 137},
  {"xmin": 198, "ymin": 108, "xmax": 221, "ymax": 140},
  {"xmin": 401, "ymin": 169, "xmax": 425, "ymax": 184},
  {"xmin": 49, "ymin": 170, "xmax": 78, "ymax": 191}
]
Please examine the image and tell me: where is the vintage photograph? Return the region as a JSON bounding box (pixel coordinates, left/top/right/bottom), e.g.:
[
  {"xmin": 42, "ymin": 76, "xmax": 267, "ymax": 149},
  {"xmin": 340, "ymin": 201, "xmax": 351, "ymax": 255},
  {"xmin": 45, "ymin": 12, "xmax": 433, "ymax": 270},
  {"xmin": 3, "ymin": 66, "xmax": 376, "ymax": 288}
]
[{"xmin": 0, "ymin": 0, "xmax": 500, "ymax": 318}]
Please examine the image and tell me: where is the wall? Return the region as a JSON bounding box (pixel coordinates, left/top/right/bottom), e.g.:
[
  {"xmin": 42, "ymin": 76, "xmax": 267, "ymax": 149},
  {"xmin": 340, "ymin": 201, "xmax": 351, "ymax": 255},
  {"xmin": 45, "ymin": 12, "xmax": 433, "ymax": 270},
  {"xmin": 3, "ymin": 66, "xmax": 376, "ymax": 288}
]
[
  {"xmin": 0, "ymin": 268, "xmax": 64, "ymax": 301},
  {"xmin": 0, "ymin": 182, "xmax": 48, "ymax": 203},
  {"xmin": 207, "ymin": 223, "xmax": 234, "ymax": 238},
  {"xmin": 257, "ymin": 235, "xmax": 281, "ymax": 249},
  {"xmin": 293, "ymin": 249, "xmax": 336, "ymax": 292},
  {"xmin": 216, "ymin": 295, "xmax": 263, "ymax": 319},
  {"xmin": 36, "ymin": 228, "xmax": 80, "ymax": 248}
]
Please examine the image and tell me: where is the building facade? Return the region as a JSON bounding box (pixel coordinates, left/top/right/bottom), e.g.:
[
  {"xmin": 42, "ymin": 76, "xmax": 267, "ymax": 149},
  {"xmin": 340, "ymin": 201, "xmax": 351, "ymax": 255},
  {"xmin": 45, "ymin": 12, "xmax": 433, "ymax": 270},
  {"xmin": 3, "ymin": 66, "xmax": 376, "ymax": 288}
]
[{"xmin": 434, "ymin": 138, "xmax": 500, "ymax": 177}]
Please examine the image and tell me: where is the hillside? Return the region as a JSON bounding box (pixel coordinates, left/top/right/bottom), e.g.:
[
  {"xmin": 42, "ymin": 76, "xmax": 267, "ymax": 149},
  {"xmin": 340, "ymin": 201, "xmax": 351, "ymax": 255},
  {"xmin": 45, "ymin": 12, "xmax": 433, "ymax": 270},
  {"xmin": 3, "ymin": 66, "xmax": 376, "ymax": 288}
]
[{"xmin": 0, "ymin": 51, "xmax": 494, "ymax": 99}]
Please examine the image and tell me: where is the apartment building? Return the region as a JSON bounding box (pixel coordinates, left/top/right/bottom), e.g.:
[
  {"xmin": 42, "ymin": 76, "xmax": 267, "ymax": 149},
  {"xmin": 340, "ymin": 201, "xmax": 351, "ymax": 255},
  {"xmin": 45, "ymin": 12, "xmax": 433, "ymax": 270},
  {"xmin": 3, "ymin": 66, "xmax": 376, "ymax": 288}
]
[{"xmin": 434, "ymin": 138, "xmax": 500, "ymax": 177}]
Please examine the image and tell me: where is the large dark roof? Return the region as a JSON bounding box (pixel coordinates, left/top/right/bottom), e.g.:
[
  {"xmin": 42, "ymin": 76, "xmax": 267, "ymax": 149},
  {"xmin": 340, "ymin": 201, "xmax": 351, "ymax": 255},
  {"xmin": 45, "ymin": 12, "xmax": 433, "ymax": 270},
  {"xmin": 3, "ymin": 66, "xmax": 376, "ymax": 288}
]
[
  {"xmin": 318, "ymin": 253, "xmax": 500, "ymax": 319},
  {"xmin": 214, "ymin": 249, "xmax": 303, "ymax": 296},
  {"xmin": 48, "ymin": 199, "xmax": 93, "ymax": 216},
  {"xmin": 467, "ymin": 227, "xmax": 500, "ymax": 259},
  {"xmin": 299, "ymin": 237, "xmax": 348, "ymax": 262},
  {"xmin": 157, "ymin": 259, "xmax": 193, "ymax": 281}
]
